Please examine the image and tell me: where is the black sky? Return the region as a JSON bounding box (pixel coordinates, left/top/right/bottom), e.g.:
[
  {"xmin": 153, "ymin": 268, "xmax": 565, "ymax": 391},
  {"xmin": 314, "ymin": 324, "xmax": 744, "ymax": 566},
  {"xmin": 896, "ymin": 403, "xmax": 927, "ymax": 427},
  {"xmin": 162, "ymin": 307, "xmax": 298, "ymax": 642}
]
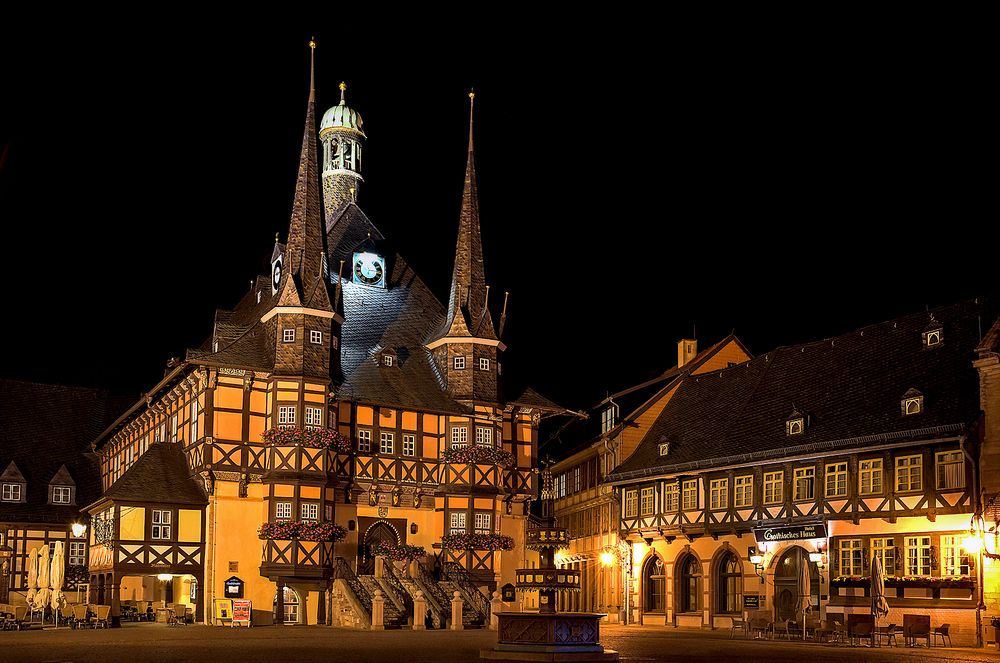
[{"xmin": 0, "ymin": 25, "xmax": 994, "ymax": 414}]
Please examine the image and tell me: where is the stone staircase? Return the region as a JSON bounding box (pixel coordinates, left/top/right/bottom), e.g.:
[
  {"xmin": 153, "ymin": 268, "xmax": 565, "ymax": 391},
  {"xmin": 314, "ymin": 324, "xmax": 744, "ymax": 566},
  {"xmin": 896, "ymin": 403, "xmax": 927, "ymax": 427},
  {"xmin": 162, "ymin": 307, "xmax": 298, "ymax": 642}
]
[
  {"xmin": 400, "ymin": 576, "xmax": 445, "ymax": 628},
  {"xmin": 438, "ymin": 580, "xmax": 486, "ymax": 628},
  {"xmin": 358, "ymin": 575, "xmax": 406, "ymax": 628}
]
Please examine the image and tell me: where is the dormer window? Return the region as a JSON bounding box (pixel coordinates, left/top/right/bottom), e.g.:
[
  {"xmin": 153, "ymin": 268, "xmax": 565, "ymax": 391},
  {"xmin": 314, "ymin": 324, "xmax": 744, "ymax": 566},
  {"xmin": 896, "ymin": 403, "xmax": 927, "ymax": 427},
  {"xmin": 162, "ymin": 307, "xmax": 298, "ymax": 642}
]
[
  {"xmin": 1, "ymin": 461, "xmax": 26, "ymax": 503},
  {"xmin": 922, "ymin": 315, "xmax": 943, "ymax": 348},
  {"xmin": 902, "ymin": 389, "xmax": 924, "ymax": 415},
  {"xmin": 1, "ymin": 483, "xmax": 22, "ymax": 502},
  {"xmin": 601, "ymin": 404, "xmax": 619, "ymax": 434},
  {"xmin": 383, "ymin": 354, "xmax": 394, "ymax": 367},
  {"xmin": 786, "ymin": 409, "xmax": 806, "ymax": 436},
  {"xmin": 52, "ymin": 486, "xmax": 72, "ymax": 504},
  {"xmin": 658, "ymin": 441, "xmax": 670, "ymax": 456}
]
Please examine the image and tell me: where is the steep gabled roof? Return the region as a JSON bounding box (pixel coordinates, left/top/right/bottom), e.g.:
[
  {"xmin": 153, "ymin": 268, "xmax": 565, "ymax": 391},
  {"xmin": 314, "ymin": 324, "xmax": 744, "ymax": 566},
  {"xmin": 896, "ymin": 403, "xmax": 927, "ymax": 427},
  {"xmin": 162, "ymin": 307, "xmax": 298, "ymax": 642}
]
[{"xmin": 98, "ymin": 443, "xmax": 207, "ymax": 506}]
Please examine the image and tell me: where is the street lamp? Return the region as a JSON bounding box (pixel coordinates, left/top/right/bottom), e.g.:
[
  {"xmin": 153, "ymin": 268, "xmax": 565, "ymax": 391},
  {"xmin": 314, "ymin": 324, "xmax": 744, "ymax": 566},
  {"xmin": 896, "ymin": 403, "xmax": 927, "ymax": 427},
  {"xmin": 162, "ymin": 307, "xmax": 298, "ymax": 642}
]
[
  {"xmin": 600, "ymin": 551, "xmax": 615, "ymax": 567},
  {"xmin": 71, "ymin": 522, "xmax": 87, "ymax": 538}
]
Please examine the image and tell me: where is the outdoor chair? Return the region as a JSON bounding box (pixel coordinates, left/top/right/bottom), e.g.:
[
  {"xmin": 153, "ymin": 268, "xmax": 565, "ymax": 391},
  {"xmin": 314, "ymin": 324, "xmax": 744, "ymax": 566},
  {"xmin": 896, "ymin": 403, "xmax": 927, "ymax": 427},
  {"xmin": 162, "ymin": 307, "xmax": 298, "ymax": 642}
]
[
  {"xmin": 749, "ymin": 616, "xmax": 771, "ymax": 639},
  {"xmin": 877, "ymin": 624, "xmax": 898, "ymax": 647},
  {"xmin": 931, "ymin": 623, "xmax": 952, "ymax": 647},
  {"xmin": 5, "ymin": 606, "xmax": 28, "ymax": 630},
  {"xmin": 773, "ymin": 618, "xmax": 794, "ymax": 640},
  {"xmin": 729, "ymin": 616, "xmax": 749, "ymax": 639},
  {"xmin": 906, "ymin": 621, "xmax": 931, "ymax": 647},
  {"xmin": 851, "ymin": 621, "xmax": 874, "ymax": 647},
  {"xmin": 91, "ymin": 605, "xmax": 110, "ymax": 629},
  {"xmin": 805, "ymin": 615, "xmax": 821, "ymax": 640},
  {"xmin": 71, "ymin": 603, "xmax": 89, "ymax": 628}
]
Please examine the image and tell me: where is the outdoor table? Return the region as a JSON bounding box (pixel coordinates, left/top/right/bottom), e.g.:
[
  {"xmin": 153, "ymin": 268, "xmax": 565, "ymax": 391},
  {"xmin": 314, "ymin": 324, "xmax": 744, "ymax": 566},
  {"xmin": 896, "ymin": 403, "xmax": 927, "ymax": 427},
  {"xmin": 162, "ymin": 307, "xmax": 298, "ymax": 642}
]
[{"xmin": 155, "ymin": 608, "xmax": 173, "ymax": 624}]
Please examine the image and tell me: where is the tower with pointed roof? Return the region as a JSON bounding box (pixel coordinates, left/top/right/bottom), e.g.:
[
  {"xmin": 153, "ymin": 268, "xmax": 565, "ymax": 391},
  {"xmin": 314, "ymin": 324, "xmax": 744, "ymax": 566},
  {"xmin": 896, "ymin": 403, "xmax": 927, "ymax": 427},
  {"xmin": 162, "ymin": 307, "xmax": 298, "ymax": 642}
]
[{"xmin": 320, "ymin": 82, "xmax": 365, "ymax": 227}]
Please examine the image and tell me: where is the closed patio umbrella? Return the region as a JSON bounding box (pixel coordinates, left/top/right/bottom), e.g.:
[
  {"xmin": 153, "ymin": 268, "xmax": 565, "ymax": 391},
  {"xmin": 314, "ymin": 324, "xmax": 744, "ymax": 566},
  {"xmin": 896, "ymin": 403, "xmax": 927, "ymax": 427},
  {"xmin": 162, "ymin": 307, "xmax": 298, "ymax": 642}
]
[
  {"xmin": 24, "ymin": 547, "xmax": 38, "ymax": 610},
  {"xmin": 35, "ymin": 544, "xmax": 51, "ymax": 614},
  {"xmin": 50, "ymin": 541, "xmax": 66, "ymax": 619},
  {"xmin": 871, "ymin": 555, "xmax": 890, "ymax": 646},
  {"xmin": 799, "ymin": 551, "xmax": 812, "ymax": 640}
]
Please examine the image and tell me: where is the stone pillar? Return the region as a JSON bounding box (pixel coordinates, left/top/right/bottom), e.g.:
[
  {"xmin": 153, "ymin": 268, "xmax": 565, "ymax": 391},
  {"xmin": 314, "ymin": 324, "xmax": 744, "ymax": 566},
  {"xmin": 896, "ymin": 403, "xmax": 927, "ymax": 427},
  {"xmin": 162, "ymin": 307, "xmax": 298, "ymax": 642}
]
[
  {"xmin": 451, "ymin": 591, "xmax": 464, "ymax": 630},
  {"xmin": 371, "ymin": 589, "xmax": 385, "ymax": 630},
  {"xmin": 374, "ymin": 556, "xmax": 385, "ymax": 579},
  {"xmin": 489, "ymin": 590, "xmax": 503, "ymax": 630},
  {"xmin": 408, "ymin": 559, "xmax": 420, "ymax": 578},
  {"xmin": 413, "ymin": 590, "xmax": 427, "ymax": 630}
]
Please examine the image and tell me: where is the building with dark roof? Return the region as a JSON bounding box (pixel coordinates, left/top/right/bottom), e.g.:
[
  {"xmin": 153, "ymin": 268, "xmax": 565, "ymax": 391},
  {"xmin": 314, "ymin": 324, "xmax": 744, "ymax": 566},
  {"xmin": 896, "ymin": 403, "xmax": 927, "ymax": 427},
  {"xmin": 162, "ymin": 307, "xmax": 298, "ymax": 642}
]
[
  {"xmin": 601, "ymin": 299, "xmax": 999, "ymax": 646},
  {"xmin": 81, "ymin": 44, "xmax": 570, "ymax": 628}
]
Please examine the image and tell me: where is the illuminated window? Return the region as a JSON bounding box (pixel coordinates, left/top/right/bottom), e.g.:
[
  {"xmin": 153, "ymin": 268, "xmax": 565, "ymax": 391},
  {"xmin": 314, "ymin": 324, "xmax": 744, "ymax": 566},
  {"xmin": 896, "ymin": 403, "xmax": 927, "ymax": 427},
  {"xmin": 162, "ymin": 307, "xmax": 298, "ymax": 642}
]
[
  {"xmin": 896, "ymin": 455, "xmax": 922, "ymax": 492},
  {"xmin": 681, "ymin": 480, "xmax": 698, "ymax": 510},
  {"xmin": 839, "ymin": 539, "xmax": 863, "ymax": 576},
  {"xmin": 573, "ymin": 467, "xmax": 581, "ymax": 493},
  {"xmin": 304, "ymin": 407, "xmax": 323, "ymax": 428},
  {"xmin": 170, "ymin": 414, "xmax": 178, "ymax": 443},
  {"xmin": 474, "ymin": 512, "xmax": 492, "ymax": 534},
  {"xmin": 275, "ymin": 502, "xmax": 292, "ymax": 520},
  {"xmin": 357, "ymin": 429, "xmax": 372, "ymax": 453},
  {"xmin": 190, "ymin": 399, "xmax": 199, "ymax": 442},
  {"xmin": 68, "ymin": 541, "xmax": 86, "ymax": 566},
  {"xmin": 383, "ymin": 354, "xmax": 394, "ymax": 367},
  {"xmin": 763, "ymin": 471, "xmax": 783, "ymax": 504},
  {"xmin": 941, "ymin": 535, "xmax": 970, "ymax": 576},
  {"xmin": 601, "ymin": 405, "xmax": 619, "ymax": 434},
  {"xmin": 901, "ymin": 389, "xmax": 924, "ymax": 415},
  {"xmin": 402, "ymin": 434, "xmax": 416, "ymax": 457},
  {"xmin": 664, "ymin": 483, "xmax": 678, "ymax": 511},
  {"xmin": 310, "ymin": 330, "xmax": 322, "ymax": 344},
  {"xmin": 479, "ymin": 357, "xmax": 490, "ymax": 371},
  {"xmin": 859, "ymin": 459, "xmax": 883, "ymax": 495},
  {"xmin": 451, "ymin": 426, "xmax": 468, "ymax": 449},
  {"xmin": 734, "ymin": 476, "xmax": 753, "ymax": 507},
  {"xmin": 278, "ymin": 406, "xmax": 296, "ymax": 426},
  {"xmin": 379, "ymin": 432, "xmax": 394, "ymax": 454},
  {"xmin": 453, "ymin": 356, "xmax": 466, "ymax": 370},
  {"xmin": 872, "ymin": 537, "xmax": 895, "ymax": 574},
  {"xmin": 659, "ymin": 441, "xmax": 670, "ymax": 456},
  {"xmin": 936, "ymin": 451, "xmax": 965, "ymax": 490},
  {"xmin": 624, "ymin": 490, "xmax": 638, "ymax": 518},
  {"xmin": 825, "ymin": 462, "xmax": 848, "ymax": 497},
  {"xmin": 300, "ymin": 503, "xmax": 318, "ymax": 521},
  {"xmin": 558, "ymin": 474, "xmax": 566, "ymax": 498},
  {"xmin": 151, "ymin": 510, "xmax": 172, "ymax": 539},
  {"xmin": 449, "ymin": 511, "xmax": 467, "ymax": 535},
  {"xmin": 52, "ymin": 486, "xmax": 72, "ymax": 504},
  {"xmin": 710, "ymin": 479, "xmax": 728, "ymax": 510},
  {"xmin": 923, "ymin": 322, "xmax": 943, "ymax": 348},
  {"xmin": 794, "ymin": 468, "xmax": 814, "ymax": 500},
  {"xmin": 786, "ymin": 418, "xmax": 805, "ymax": 436},
  {"xmin": 905, "ymin": 536, "xmax": 931, "ymax": 575},
  {"xmin": 640, "ymin": 487, "xmax": 654, "ymax": 515},
  {"xmin": 282, "ymin": 328, "xmax": 295, "ymax": 343},
  {"xmin": 475, "ymin": 426, "xmax": 494, "ymax": 447}
]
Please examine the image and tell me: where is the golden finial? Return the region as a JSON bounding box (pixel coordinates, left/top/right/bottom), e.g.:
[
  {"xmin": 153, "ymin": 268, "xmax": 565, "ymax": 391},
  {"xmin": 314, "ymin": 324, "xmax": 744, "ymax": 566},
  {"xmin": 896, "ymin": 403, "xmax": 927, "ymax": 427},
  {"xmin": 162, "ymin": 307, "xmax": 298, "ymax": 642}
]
[
  {"xmin": 308, "ymin": 38, "xmax": 316, "ymax": 102},
  {"xmin": 275, "ymin": 232, "xmax": 280, "ymax": 243},
  {"xmin": 339, "ymin": 81, "xmax": 347, "ymax": 104},
  {"xmin": 308, "ymin": 37, "xmax": 316, "ymax": 49}
]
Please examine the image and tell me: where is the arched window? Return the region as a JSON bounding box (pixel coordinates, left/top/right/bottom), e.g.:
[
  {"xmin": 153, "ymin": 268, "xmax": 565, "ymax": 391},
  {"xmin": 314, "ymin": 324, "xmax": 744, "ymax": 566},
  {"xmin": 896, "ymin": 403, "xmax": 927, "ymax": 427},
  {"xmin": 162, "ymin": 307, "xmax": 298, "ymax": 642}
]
[
  {"xmin": 717, "ymin": 552, "xmax": 741, "ymax": 614},
  {"xmin": 642, "ymin": 555, "xmax": 666, "ymax": 612},
  {"xmin": 677, "ymin": 554, "xmax": 701, "ymax": 613}
]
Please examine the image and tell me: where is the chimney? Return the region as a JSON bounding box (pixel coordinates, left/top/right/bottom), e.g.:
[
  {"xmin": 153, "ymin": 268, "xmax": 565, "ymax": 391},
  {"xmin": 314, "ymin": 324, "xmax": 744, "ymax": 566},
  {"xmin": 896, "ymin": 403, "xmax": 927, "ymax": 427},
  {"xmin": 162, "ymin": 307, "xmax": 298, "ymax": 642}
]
[{"xmin": 678, "ymin": 339, "xmax": 698, "ymax": 368}]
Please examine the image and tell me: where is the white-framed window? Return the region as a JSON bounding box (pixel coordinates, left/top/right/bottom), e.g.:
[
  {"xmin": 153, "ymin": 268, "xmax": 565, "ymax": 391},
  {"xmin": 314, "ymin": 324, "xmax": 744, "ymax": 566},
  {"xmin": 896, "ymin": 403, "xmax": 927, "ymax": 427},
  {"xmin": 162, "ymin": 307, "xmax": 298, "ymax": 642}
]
[
  {"xmin": 624, "ymin": 490, "xmax": 638, "ymax": 518},
  {"xmin": 905, "ymin": 535, "xmax": 931, "ymax": 575},
  {"xmin": 1, "ymin": 484, "xmax": 21, "ymax": 502},
  {"xmin": 275, "ymin": 502, "xmax": 292, "ymax": 520},
  {"xmin": 664, "ymin": 482, "xmax": 678, "ymax": 511},
  {"xmin": 681, "ymin": 479, "xmax": 698, "ymax": 510},
  {"xmin": 451, "ymin": 426, "xmax": 468, "ymax": 448},
  {"xmin": 936, "ymin": 451, "xmax": 965, "ymax": 490},
  {"xmin": 896, "ymin": 455, "xmax": 922, "ymax": 492},
  {"xmin": 151, "ymin": 510, "xmax": 172, "ymax": 540},
  {"xmin": 402, "ymin": 434, "xmax": 416, "ymax": 457},
  {"xmin": 190, "ymin": 398, "xmax": 199, "ymax": 442},
  {"xmin": 941, "ymin": 535, "xmax": 970, "ymax": 576},
  {"xmin": 283, "ymin": 328, "xmax": 295, "ymax": 343},
  {"xmin": 475, "ymin": 426, "xmax": 494, "ymax": 447},
  {"xmin": 872, "ymin": 537, "xmax": 895, "ymax": 574},
  {"xmin": 357, "ymin": 429, "xmax": 372, "ymax": 453},
  {"xmin": 710, "ymin": 478, "xmax": 728, "ymax": 510},
  {"xmin": 68, "ymin": 541, "xmax": 86, "ymax": 566},
  {"xmin": 300, "ymin": 503, "xmax": 319, "ymax": 521},
  {"xmin": 52, "ymin": 486, "xmax": 72, "ymax": 504},
  {"xmin": 380, "ymin": 431, "xmax": 394, "ymax": 454},
  {"xmin": 558, "ymin": 474, "xmax": 566, "ymax": 498},
  {"xmin": 825, "ymin": 462, "xmax": 848, "ymax": 497},
  {"xmin": 383, "ymin": 355, "xmax": 394, "ymax": 367},
  {"xmin": 170, "ymin": 413, "xmax": 178, "ymax": 443},
  {"xmin": 839, "ymin": 539, "xmax": 863, "ymax": 576},
  {"xmin": 794, "ymin": 467, "xmax": 814, "ymax": 500},
  {"xmin": 479, "ymin": 357, "xmax": 490, "ymax": 371},
  {"xmin": 310, "ymin": 330, "xmax": 322, "ymax": 345},
  {"xmin": 304, "ymin": 406, "xmax": 323, "ymax": 428},
  {"xmin": 278, "ymin": 405, "xmax": 296, "ymax": 426},
  {"xmin": 734, "ymin": 475, "xmax": 753, "ymax": 508},
  {"xmin": 764, "ymin": 471, "xmax": 783, "ymax": 504},
  {"xmin": 601, "ymin": 404, "xmax": 618, "ymax": 434},
  {"xmin": 573, "ymin": 467, "xmax": 581, "ymax": 493},
  {"xmin": 860, "ymin": 459, "xmax": 883, "ymax": 495},
  {"xmin": 449, "ymin": 511, "xmax": 467, "ymax": 535},
  {"xmin": 640, "ymin": 487, "xmax": 654, "ymax": 515},
  {"xmin": 453, "ymin": 356, "xmax": 466, "ymax": 370},
  {"xmin": 474, "ymin": 512, "xmax": 492, "ymax": 533}
]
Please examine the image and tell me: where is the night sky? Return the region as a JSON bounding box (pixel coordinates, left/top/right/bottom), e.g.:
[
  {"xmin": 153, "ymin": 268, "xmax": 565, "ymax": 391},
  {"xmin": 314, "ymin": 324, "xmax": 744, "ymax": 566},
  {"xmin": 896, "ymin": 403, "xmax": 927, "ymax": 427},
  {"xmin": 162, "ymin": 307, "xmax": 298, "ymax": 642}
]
[{"xmin": 1, "ymin": 27, "xmax": 993, "ymax": 417}]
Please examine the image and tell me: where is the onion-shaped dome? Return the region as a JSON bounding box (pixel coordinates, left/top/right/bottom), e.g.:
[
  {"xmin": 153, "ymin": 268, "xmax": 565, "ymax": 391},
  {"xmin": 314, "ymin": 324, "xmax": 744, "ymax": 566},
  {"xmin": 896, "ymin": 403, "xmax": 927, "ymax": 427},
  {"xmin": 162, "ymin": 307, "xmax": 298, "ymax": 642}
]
[{"xmin": 320, "ymin": 82, "xmax": 365, "ymax": 136}]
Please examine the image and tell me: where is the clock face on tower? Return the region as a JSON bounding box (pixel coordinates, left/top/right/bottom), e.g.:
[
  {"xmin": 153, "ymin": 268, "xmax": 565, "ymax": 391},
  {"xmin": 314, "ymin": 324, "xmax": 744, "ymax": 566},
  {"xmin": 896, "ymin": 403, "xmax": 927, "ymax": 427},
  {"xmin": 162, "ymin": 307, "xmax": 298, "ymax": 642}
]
[
  {"xmin": 272, "ymin": 260, "xmax": 282, "ymax": 291},
  {"xmin": 352, "ymin": 251, "xmax": 385, "ymax": 288}
]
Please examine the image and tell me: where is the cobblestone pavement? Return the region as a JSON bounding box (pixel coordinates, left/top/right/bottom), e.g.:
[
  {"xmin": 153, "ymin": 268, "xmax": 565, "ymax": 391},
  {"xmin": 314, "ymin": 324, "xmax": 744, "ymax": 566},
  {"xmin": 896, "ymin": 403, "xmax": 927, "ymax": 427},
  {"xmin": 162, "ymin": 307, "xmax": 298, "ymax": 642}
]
[{"xmin": 4, "ymin": 623, "xmax": 1000, "ymax": 663}]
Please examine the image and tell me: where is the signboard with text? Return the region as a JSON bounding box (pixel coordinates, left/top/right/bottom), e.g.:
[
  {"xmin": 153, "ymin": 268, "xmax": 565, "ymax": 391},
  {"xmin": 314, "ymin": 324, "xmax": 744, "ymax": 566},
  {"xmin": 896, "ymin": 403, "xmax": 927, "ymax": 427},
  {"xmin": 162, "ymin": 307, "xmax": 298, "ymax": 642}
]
[
  {"xmin": 224, "ymin": 576, "xmax": 244, "ymax": 599},
  {"xmin": 743, "ymin": 595, "xmax": 761, "ymax": 609},
  {"xmin": 753, "ymin": 523, "xmax": 827, "ymax": 544},
  {"xmin": 232, "ymin": 599, "xmax": 252, "ymax": 627},
  {"xmin": 213, "ymin": 598, "xmax": 233, "ymax": 624}
]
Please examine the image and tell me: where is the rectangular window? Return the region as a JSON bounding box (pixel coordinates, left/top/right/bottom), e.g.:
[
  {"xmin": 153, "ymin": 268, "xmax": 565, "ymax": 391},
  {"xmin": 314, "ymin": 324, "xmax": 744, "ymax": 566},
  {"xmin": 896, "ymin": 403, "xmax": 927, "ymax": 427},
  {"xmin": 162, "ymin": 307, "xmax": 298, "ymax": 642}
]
[
  {"xmin": 936, "ymin": 451, "xmax": 965, "ymax": 490},
  {"xmin": 170, "ymin": 414, "xmax": 178, "ymax": 443},
  {"xmin": 681, "ymin": 479, "xmax": 698, "ymax": 510},
  {"xmin": 794, "ymin": 467, "xmax": 815, "ymax": 500},
  {"xmin": 859, "ymin": 459, "xmax": 883, "ymax": 495},
  {"xmin": 764, "ymin": 471, "xmax": 783, "ymax": 505},
  {"xmin": 357, "ymin": 429, "xmax": 372, "ymax": 453},
  {"xmin": 1, "ymin": 484, "xmax": 21, "ymax": 502},
  {"xmin": 282, "ymin": 328, "xmax": 295, "ymax": 343},
  {"xmin": 383, "ymin": 355, "xmax": 394, "ymax": 367},
  {"xmin": 451, "ymin": 426, "xmax": 468, "ymax": 448},
  {"xmin": 275, "ymin": 502, "xmax": 292, "ymax": 520},
  {"xmin": 453, "ymin": 356, "xmax": 466, "ymax": 370},
  {"xmin": 601, "ymin": 405, "xmax": 618, "ymax": 434},
  {"xmin": 278, "ymin": 405, "xmax": 296, "ymax": 426},
  {"xmin": 558, "ymin": 474, "xmax": 566, "ymax": 498},
  {"xmin": 734, "ymin": 476, "xmax": 753, "ymax": 508},
  {"xmin": 710, "ymin": 478, "xmax": 728, "ymax": 510},
  {"xmin": 825, "ymin": 462, "xmax": 848, "ymax": 497},
  {"xmin": 640, "ymin": 487, "xmax": 654, "ymax": 515},
  {"xmin": 664, "ymin": 483, "xmax": 678, "ymax": 511},
  {"xmin": 905, "ymin": 535, "xmax": 931, "ymax": 575},
  {"xmin": 839, "ymin": 539, "xmax": 863, "ymax": 576},
  {"xmin": 574, "ymin": 467, "xmax": 582, "ymax": 493},
  {"xmin": 151, "ymin": 510, "xmax": 172, "ymax": 540},
  {"xmin": 449, "ymin": 511, "xmax": 467, "ymax": 535},
  {"xmin": 310, "ymin": 330, "xmax": 322, "ymax": 345},
  {"xmin": 896, "ymin": 455, "xmax": 923, "ymax": 492},
  {"xmin": 474, "ymin": 512, "xmax": 492, "ymax": 534},
  {"xmin": 190, "ymin": 398, "xmax": 199, "ymax": 442},
  {"xmin": 475, "ymin": 426, "xmax": 494, "ymax": 447},
  {"xmin": 872, "ymin": 537, "xmax": 895, "ymax": 575},
  {"xmin": 941, "ymin": 535, "xmax": 970, "ymax": 576},
  {"xmin": 68, "ymin": 541, "xmax": 86, "ymax": 566},
  {"xmin": 52, "ymin": 486, "xmax": 72, "ymax": 504},
  {"xmin": 624, "ymin": 490, "xmax": 638, "ymax": 518},
  {"xmin": 379, "ymin": 431, "xmax": 394, "ymax": 454},
  {"xmin": 402, "ymin": 434, "xmax": 416, "ymax": 457},
  {"xmin": 479, "ymin": 357, "xmax": 490, "ymax": 371},
  {"xmin": 300, "ymin": 503, "xmax": 319, "ymax": 521},
  {"xmin": 304, "ymin": 406, "xmax": 323, "ymax": 428}
]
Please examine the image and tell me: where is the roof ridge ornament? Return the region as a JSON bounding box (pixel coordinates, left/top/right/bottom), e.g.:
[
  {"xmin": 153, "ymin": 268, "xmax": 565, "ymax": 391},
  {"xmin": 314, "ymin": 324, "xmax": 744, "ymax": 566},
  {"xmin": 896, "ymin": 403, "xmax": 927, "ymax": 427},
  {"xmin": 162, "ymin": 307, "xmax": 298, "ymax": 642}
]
[
  {"xmin": 340, "ymin": 81, "xmax": 347, "ymax": 105},
  {"xmin": 308, "ymin": 38, "xmax": 316, "ymax": 103}
]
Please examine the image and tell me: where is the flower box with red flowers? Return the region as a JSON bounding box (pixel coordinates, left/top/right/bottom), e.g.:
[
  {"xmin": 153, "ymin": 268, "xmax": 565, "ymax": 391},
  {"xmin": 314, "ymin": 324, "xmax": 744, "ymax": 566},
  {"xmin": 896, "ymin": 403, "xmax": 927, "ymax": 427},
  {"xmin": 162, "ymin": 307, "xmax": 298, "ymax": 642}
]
[
  {"xmin": 262, "ymin": 426, "xmax": 351, "ymax": 453},
  {"xmin": 441, "ymin": 445, "xmax": 515, "ymax": 466},
  {"xmin": 257, "ymin": 520, "xmax": 346, "ymax": 542},
  {"xmin": 370, "ymin": 542, "xmax": 427, "ymax": 562},
  {"xmin": 441, "ymin": 532, "xmax": 515, "ymax": 551}
]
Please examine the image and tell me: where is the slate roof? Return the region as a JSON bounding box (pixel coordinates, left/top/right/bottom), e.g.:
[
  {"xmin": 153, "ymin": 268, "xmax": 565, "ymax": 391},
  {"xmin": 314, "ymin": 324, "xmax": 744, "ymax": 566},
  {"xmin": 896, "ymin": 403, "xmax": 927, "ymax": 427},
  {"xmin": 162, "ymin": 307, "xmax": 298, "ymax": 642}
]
[
  {"xmin": 510, "ymin": 387, "xmax": 570, "ymax": 413},
  {"xmin": 607, "ymin": 299, "xmax": 995, "ymax": 483},
  {"xmin": 0, "ymin": 380, "xmax": 129, "ymax": 524},
  {"xmin": 97, "ymin": 443, "xmax": 208, "ymax": 507}
]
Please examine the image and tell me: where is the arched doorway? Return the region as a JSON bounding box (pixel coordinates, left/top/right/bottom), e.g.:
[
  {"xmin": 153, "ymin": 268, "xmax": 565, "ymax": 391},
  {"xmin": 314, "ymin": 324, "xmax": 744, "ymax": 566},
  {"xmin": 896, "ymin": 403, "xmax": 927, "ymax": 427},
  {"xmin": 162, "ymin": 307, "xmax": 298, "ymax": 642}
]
[
  {"xmin": 358, "ymin": 521, "xmax": 400, "ymax": 575},
  {"xmin": 273, "ymin": 585, "xmax": 301, "ymax": 624},
  {"xmin": 641, "ymin": 555, "xmax": 666, "ymax": 613},
  {"xmin": 773, "ymin": 546, "xmax": 819, "ymax": 621}
]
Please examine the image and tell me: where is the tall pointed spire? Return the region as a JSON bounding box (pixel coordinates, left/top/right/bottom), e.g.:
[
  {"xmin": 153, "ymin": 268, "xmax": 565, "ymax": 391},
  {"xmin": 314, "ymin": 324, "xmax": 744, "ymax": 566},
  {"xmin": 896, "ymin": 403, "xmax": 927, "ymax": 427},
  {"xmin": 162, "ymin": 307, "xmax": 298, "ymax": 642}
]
[{"xmin": 284, "ymin": 38, "xmax": 330, "ymax": 309}]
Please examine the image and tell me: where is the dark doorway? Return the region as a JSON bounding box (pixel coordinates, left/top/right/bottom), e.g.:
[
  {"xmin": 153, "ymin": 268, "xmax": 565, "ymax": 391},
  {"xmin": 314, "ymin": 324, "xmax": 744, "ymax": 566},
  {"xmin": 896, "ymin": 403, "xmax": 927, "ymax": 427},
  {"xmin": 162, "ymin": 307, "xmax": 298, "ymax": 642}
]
[
  {"xmin": 358, "ymin": 521, "xmax": 400, "ymax": 575},
  {"xmin": 773, "ymin": 546, "xmax": 819, "ymax": 621}
]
